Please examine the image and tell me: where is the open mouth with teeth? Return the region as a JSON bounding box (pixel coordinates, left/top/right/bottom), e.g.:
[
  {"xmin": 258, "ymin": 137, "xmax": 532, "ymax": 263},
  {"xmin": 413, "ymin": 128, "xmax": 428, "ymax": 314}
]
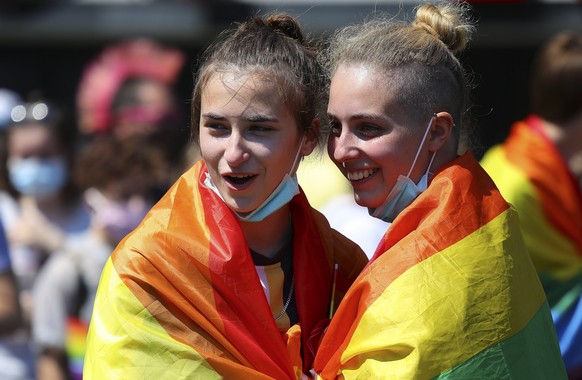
[
  {"xmin": 224, "ymin": 174, "xmax": 255, "ymax": 186},
  {"xmin": 347, "ymin": 168, "xmax": 378, "ymax": 181}
]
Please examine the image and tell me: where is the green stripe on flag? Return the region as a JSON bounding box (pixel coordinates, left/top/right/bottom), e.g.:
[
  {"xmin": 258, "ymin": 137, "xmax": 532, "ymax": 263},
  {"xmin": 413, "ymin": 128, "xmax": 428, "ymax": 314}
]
[{"xmin": 435, "ymin": 302, "xmax": 567, "ymax": 379}]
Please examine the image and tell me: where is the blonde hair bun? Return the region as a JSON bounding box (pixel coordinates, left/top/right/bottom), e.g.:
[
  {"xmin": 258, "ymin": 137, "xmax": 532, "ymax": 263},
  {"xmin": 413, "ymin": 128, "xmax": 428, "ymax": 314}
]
[{"xmin": 412, "ymin": 2, "xmax": 474, "ymax": 55}]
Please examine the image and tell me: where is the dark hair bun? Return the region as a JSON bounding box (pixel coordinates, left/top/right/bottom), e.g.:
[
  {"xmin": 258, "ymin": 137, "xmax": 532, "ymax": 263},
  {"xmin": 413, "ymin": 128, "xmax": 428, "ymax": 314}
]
[{"xmin": 240, "ymin": 13, "xmax": 305, "ymax": 44}]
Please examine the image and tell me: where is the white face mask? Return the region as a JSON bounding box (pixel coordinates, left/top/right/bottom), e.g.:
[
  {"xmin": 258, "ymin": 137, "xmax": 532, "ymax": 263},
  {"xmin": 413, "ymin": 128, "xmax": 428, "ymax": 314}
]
[
  {"xmin": 371, "ymin": 115, "xmax": 437, "ymax": 223},
  {"xmin": 204, "ymin": 136, "xmax": 305, "ymax": 222}
]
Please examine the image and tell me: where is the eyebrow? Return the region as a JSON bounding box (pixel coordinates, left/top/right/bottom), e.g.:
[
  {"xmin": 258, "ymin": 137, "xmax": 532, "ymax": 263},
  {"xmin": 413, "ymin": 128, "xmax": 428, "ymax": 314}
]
[
  {"xmin": 328, "ymin": 112, "xmax": 390, "ymax": 122},
  {"xmin": 247, "ymin": 113, "xmax": 279, "ymax": 123},
  {"xmin": 201, "ymin": 112, "xmax": 225, "ymax": 121},
  {"xmin": 201, "ymin": 112, "xmax": 279, "ymax": 123}
]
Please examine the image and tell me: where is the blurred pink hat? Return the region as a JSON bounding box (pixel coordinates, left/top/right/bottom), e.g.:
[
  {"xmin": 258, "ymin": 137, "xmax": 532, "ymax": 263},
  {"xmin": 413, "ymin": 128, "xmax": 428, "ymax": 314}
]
[{"xmin": 76, "ymin": 38, "xmax": 185, "ymax": 134}]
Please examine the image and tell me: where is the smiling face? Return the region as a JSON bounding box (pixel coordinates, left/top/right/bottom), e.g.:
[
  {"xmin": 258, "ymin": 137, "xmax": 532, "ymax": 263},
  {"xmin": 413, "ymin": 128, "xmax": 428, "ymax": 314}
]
[
  {"xmin": 327, "ymin": 64, "xmax": 432, "ymax": 209},
  {"xmin": 199, "ymin": 72, "xmax": 314, "ymax": 214}
]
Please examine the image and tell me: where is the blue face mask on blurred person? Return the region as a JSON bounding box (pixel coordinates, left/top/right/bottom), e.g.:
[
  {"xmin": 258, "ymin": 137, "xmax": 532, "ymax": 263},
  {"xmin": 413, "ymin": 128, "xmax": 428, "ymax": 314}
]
[
  {"xmin": 204, "ymin": 136, "xmax": 304, "ymax": 223},
  {"xmin": 8, "ymin": 157, "xmax": 67, "ymax": 199},
  {"xmin": 371, "ymin": 115, "xmax": 437, "ymax": 223}
]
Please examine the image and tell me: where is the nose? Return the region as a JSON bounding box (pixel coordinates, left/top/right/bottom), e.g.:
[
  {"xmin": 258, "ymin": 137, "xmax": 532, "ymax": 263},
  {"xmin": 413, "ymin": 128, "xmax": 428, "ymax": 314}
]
[
  {"xmin": 329, "ymin": 128, "xmax": 359, "ymax": 165},
  {"xmin": 224, "ymin": 131, "xmax": 250, "ymax": 166}
]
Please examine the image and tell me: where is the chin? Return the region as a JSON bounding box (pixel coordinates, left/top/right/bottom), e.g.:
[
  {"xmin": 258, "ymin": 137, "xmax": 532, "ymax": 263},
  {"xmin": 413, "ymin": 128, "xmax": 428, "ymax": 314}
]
[
  {"xmin": 355, "ymin": 193, "xmax": 385, "ymax": 209},
  {"xmin": 227, "ymin": 200, "xmax": 255, "ymax": 214}
]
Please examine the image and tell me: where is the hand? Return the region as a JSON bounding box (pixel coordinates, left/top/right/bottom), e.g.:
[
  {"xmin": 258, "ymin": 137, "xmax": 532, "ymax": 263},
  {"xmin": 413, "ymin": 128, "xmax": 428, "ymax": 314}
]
[{"xmin": 8, "ymin": 197, "xmax": 64, "ymax": 254}]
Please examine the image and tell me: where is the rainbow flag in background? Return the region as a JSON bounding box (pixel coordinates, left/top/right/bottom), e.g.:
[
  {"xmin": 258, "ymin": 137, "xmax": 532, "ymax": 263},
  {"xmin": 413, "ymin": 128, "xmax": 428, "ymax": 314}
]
[
  {"xmin": 481, "ymin": 115, "xmax": 582, "ymax": 373},
  {"xmin": 83, "ymin": 161, "xmax": 367, "ymax": 379},
  {"xmin": 313, "ymin": 152, "xmax": 567, "ymax": 379},
  {"xmin": 66, "ymin": 317, "xmax": 88, "ymax": 380}
]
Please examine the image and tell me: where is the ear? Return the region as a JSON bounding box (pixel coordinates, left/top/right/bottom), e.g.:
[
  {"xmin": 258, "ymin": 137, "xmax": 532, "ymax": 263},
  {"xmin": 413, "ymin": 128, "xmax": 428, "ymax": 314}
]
[
  {"xmin": 428, "ymin": 112, "xmax": 454, "ymax": 152},
  {"xmin": 300, "ymin": 118, "xmax": 320, "ymax": 156}
]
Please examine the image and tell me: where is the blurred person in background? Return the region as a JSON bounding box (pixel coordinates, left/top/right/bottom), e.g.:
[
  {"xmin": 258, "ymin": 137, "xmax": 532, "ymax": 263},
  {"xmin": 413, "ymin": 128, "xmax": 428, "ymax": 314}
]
[
  {"xmin": 32, "ymin": 135, "xmax": 165, "ymax": 380},
  {"xmin": 0, "ymin": 216, "xmax": 32, "ymax": 380},
  {"xmin": 0, "ymin": 94, "xmax": 90, "ymax": 325},
  {"xmin": 0, "ymin": 88, "xmax": 69, "ymax": 380},
  {"xmin": 481, "ymin": 31, "xmax": 582, "ymax": 379},
  {"xmin": 76, "ymin": 38, "xmax": 189, "ymax": 185}
]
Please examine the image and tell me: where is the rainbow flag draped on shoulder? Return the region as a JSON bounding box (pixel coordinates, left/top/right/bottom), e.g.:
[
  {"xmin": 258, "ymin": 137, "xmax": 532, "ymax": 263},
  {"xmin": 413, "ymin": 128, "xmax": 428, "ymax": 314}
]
[
  {"xmin": 313, "ymin": 152, "xmax": 567, "ymax": 379},
  {"xmin": 481, "ymin": 115, "xmax": 582, "ymax": 373},
  {"xmin": 83, "ymin": 161, "xmax": 367, "ymax": 379}
]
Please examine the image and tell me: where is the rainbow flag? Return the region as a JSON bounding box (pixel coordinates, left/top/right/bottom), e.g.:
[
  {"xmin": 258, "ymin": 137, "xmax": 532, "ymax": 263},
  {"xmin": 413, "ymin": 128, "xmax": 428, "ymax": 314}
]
[
  {"xmin": 84, "ymin": 161, "xmax": 367, "ymax": 379},
  {"xmin": 66, "ymin": 317, "xmax": 88, "ymax": 380},
  {"xmin": 482, "ymin": 115, "xmax": 582, "ymax": 373},
  {"xmin": 313, "ymin": 152, "xmax": 567, "ymax": 379}
]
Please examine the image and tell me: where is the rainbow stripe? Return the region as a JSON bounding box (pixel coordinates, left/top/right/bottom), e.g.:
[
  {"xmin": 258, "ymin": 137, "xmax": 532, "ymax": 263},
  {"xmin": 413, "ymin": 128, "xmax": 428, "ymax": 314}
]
[
  {"xmin": 314, "ymin": 153, "xmax": 566, "ymax": 379},
  {"xmin": 66, "ymin": 317, "xmax": 88, "ymax": 380},
  {"xmin": 84, "ymin": 161, "xmax": 367, "ymax": 379},
  {"xmin": 481, "ymin": 116, "xmax": 582, "ymax": 372}
]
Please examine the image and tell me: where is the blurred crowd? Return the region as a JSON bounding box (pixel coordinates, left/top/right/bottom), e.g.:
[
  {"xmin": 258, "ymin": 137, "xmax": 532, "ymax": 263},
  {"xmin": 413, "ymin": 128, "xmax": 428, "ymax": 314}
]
[{"xmin": 0, "ymin": 38, "xmax": 198, "ymax": 380}]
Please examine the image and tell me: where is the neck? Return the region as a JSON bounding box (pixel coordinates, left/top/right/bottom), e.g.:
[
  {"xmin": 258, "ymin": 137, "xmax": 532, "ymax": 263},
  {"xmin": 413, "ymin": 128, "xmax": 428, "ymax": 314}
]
[
  {"xmin": 431, "ymin": 149, "xmax": 457, "ymax": 175},
  {"xmin": 417, "ymin": 142, "xmax": 457, "ymax": 184},
  {"xmin": 241, "ymin": 204, "xmax": 292, "ymax": 260}
]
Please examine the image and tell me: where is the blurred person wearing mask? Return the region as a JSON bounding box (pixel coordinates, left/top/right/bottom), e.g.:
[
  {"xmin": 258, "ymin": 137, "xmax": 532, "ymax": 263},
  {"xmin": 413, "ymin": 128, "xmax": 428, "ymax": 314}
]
[
  {"xmin": 32, "ymin": 135, "xmax": 165, "ymax": 380},
  {"xmin": 481, "ymin": 31, "xmax": 582, "ymax": 378},
  {"xmin": 0, "ymin": 89, "xmax": 35, "ymax": 380},
  {"xmin": 0, "ymin": 97, "xmax": 91, "ymax": 323},
  {"xmin": 76, "ymin": 38, "xmax": 189, "ymax": 185}
]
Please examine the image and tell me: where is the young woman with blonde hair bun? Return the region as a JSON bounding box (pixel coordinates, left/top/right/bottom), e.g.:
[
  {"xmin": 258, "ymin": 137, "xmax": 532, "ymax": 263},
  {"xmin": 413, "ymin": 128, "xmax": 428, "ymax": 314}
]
[{"xmin": 312, "ymin": 2, "xmax": 567, "ymax": 378}]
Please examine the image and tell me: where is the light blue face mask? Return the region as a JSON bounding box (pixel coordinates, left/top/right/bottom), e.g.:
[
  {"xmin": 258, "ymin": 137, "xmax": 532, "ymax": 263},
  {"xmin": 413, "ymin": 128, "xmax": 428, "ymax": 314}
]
[
  {"xmin": 204, "ymin": 136, "xmax": 304, "ymax": 222},
  {"xmin": 8, "ymin": 157, "xmax": 68, "ymax": 200},
  {"xmin": 371, "ymin": 115, "xmax": 437, "ymax": 223}
]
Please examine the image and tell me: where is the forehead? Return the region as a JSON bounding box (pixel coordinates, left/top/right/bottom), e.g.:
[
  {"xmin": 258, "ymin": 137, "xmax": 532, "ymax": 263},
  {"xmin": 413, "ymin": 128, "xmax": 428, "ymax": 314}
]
[
  {"xmin": 9, "ymin": 123, "xmax": 54, "ymax": 144},
  {"xmin": 328, "ymin": 64, "xmax": 403, "ymax": 116},
  {"xmin": 8, "ymin": 123, "xmax": 60, "ymax": 155},
  {"xmin": 202, "ymin": 71, "xmax": 289, "ymax": 112}
]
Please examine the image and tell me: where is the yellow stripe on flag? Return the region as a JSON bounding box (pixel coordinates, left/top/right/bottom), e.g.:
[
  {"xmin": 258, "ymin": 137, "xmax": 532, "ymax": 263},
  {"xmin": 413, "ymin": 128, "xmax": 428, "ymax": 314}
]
[
  {"xmin": 482, "ymin": 145, "xmax": 582, "ymax": 282},
  {"xmin": 339, "ymin": 209, "xmax": 546, "ymax": 379},
  {"xmin": 84, "ymin": 258, "xmax": 222, "ymax": 380}
]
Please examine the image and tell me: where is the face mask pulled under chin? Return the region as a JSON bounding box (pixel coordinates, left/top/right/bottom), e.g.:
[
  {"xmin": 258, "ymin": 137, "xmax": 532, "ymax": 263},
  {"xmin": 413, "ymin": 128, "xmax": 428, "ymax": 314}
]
[
  {"xmin": 203, "ymin": 136, "xmax": 304, "ymax": 223},
  {"xmin": 205, "ymin": 172, "xmax": 300, "ymax": 222},
  {"xmin": 371, "ymin": 115, "xmax": 437, "ymax": 223},
  {"xmin": 370, "ymin": 171, "xmax": 429, "ymax": 223}
]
